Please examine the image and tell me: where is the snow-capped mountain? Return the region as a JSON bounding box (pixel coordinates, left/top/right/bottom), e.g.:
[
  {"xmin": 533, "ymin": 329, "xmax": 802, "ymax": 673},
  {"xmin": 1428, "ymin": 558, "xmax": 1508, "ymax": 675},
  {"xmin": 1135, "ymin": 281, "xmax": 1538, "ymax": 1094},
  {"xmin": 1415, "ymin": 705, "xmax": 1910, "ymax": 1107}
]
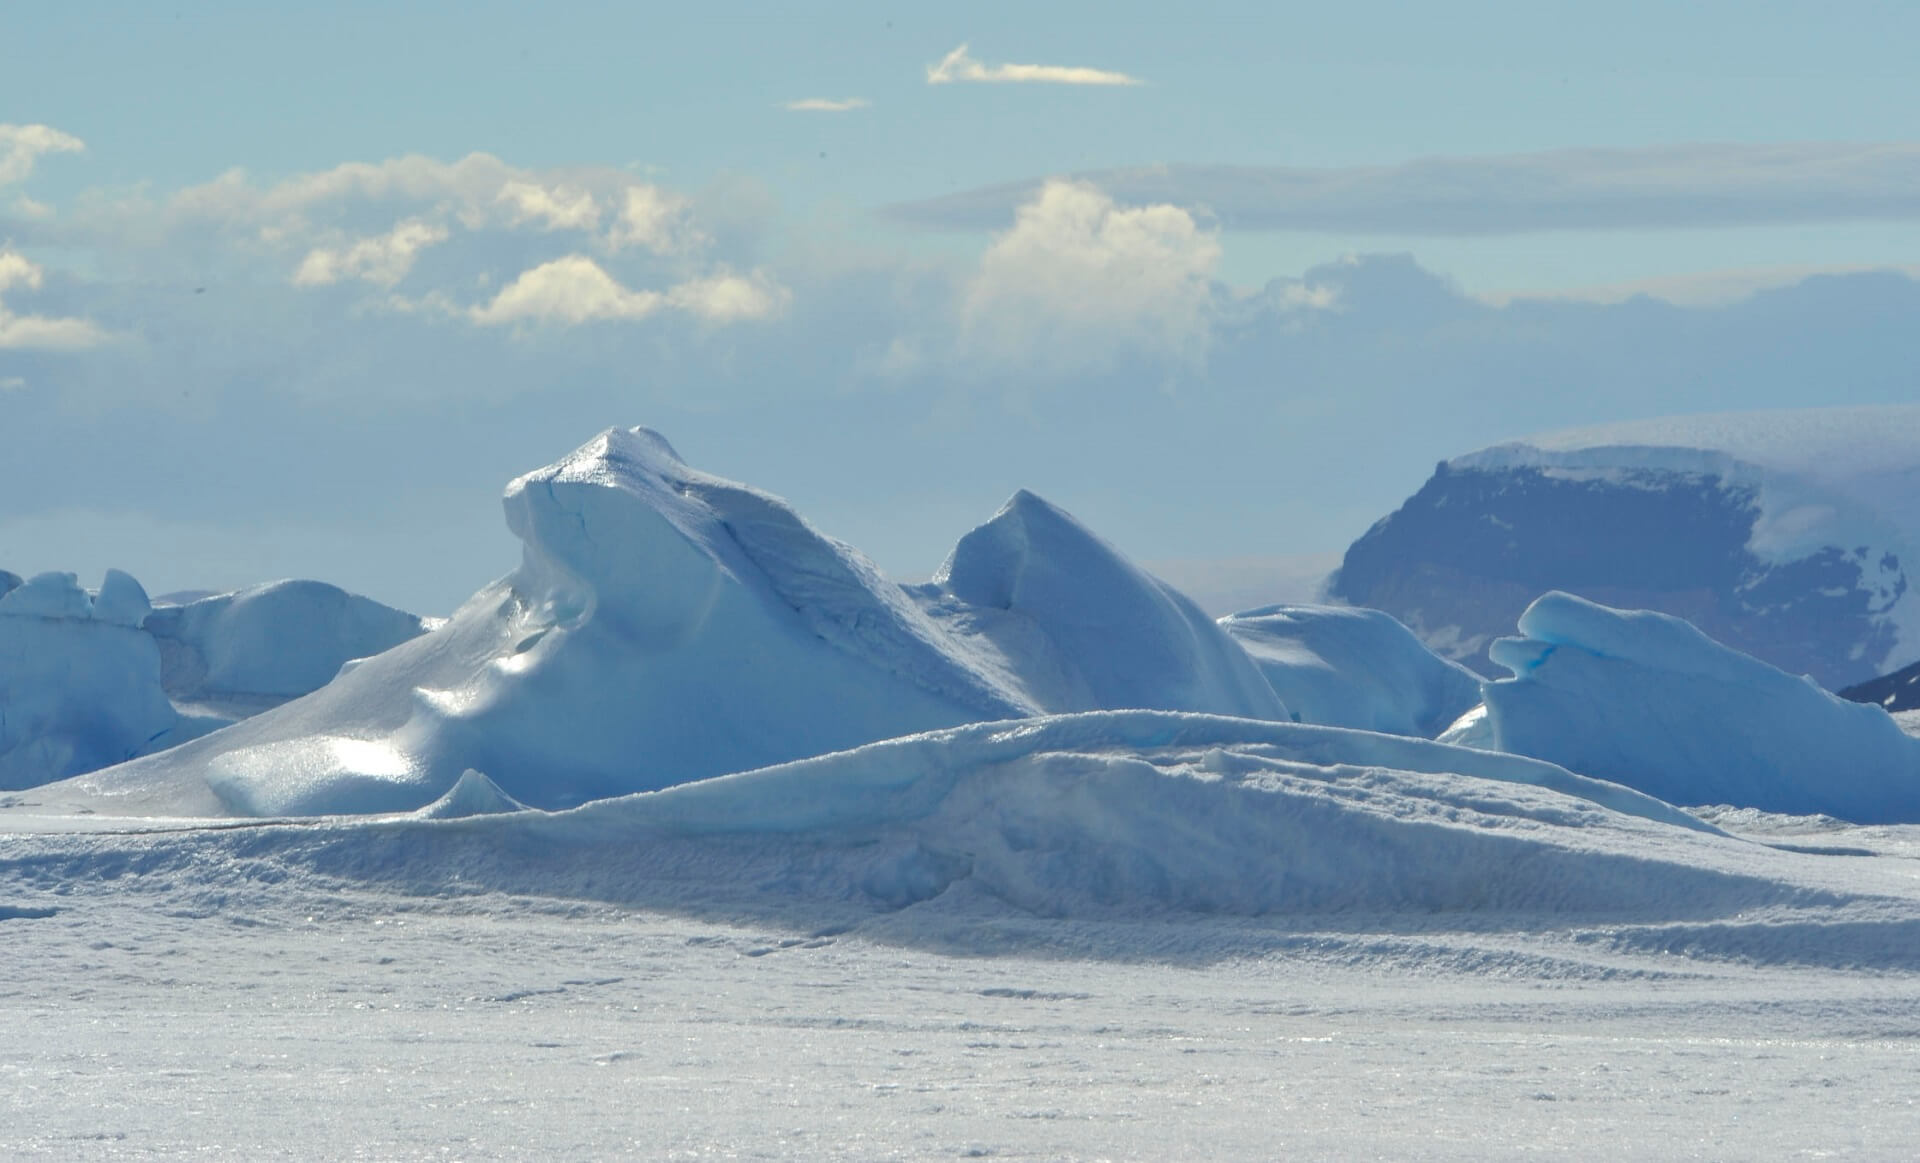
[
  {"xmin": 1841, "ymin": 658, "xmax": 1920, "ymax": 712},
  {"xmin": 1330, "ymin": 405, "xmax": 1920, "ymax": 689}
]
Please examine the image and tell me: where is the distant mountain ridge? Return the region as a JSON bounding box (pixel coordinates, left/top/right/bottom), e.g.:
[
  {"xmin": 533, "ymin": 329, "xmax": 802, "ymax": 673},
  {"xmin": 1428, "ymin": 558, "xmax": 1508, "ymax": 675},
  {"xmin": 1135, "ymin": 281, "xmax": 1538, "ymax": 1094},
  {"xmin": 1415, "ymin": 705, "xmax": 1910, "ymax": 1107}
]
[{"xmin": 1331, "ymin": 406, "xmax": 1920, "ymax": 690}]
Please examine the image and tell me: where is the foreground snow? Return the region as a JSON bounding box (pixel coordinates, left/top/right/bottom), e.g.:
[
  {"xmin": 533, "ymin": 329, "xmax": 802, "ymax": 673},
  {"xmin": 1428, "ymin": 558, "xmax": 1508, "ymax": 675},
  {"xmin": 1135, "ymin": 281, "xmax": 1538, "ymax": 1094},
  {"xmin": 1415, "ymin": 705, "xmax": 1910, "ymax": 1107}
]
[{"xmin": 4, "ymin": 797, "xmax": 1920, "ymax": 1158}]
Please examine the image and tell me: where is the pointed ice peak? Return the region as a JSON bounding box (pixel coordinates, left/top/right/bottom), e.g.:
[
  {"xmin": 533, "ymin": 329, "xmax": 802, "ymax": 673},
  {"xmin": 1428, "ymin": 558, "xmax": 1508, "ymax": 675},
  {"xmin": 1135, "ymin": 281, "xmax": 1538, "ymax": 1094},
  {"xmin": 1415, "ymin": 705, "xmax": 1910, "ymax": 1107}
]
[
  {"xmin": 92, "ymin": 569, "xmax": 152, "ymax": 628},
  {"xmin": 411, "ymin": 769, "xmax": 531, "ymax": 819},
  {"xmin": 937, "ymin": 488, "xmax": 1134, "ymax": 611},
  {"xmin": 932, "ymin": 489, "xmax": 1289, "ymax": 720}
]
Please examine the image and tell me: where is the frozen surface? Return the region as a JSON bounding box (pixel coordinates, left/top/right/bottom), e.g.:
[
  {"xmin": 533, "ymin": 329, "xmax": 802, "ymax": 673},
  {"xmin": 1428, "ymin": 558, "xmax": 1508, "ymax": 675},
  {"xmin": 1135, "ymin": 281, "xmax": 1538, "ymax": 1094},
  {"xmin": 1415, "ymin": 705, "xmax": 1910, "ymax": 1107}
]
[
  {"xmin": 1482, "ymin": 591, "xmax": 1920, "ymax": 822},
  {"xmin": 1220, "ymin": 603, "xmax": 1481, "ymax": 736},
  {"xmin": 5, "ymin": 707, "xmax": 1920, "ymax": 1157},
  {"xmin": 0, "ymin": 571, "xmax": 183, "ymax": 789}
]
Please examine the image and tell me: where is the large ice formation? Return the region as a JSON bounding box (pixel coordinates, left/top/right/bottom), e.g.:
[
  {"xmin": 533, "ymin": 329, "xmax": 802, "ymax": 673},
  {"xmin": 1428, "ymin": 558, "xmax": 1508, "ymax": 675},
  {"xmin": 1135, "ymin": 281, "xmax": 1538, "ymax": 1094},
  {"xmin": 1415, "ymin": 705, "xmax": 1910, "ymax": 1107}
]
[
  {"xmin": 910, "ymin": 490, "xmax": 1287, "ymax": 721},
  {"xmin": 1478, "ymin": 591, "xmax": 1920, "ymax": 822},
  {"xmin": 145, "ymin": 579, "xmax": 430, "ymax": 719},
  {"xmin": 1331, "ymin": 405, "xmax": 1920, "ymax": 688},
  {"xmin": 1219, "ymin": 604, "xmax": 1481, "ymax": 737},
  {"xmin": 53, "ymin": 428, "xmax": 1300, "ymax": 817},
  {"xmin": 0, "ymin": 570, "xmax": 184, "ymax": 788}
]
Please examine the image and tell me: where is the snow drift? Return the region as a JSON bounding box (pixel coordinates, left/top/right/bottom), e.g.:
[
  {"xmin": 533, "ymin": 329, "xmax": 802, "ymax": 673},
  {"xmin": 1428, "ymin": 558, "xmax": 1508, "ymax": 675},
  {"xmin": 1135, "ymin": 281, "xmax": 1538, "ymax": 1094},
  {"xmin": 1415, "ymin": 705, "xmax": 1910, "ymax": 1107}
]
[
  {"xmin": 16, "ymin": 711, "xmax": 1803, "ymax": 928},
  {"xmin": 51, "ymin": 427, "xmax": 1296, "ymax": 817},
  {"xmin": 1219, "ymin": 603, "xmax": 1481, "ymax": 737},
  {"xmin": 1331, "ymin": 405, "xmax": 1920, "ymax": 688},
  {"xmin": 1478, "ymin": 591, "xmax": 1920, "ymax": 823}
]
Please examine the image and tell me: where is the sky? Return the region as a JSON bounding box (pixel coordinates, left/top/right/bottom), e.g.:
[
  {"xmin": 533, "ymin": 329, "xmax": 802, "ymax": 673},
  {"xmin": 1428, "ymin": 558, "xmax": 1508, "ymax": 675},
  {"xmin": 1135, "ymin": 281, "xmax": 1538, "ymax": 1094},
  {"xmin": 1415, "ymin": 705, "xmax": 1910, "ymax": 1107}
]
[{"xmin": 4, "ymin": 1, "xmax": 1920, "ymax": 613}]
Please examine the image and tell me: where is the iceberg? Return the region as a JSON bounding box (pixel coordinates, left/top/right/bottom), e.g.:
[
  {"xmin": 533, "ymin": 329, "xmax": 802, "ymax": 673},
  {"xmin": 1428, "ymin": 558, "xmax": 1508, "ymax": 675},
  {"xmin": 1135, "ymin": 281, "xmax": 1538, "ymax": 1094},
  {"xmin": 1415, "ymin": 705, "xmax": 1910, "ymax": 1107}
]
[
  {"xmin": 33, "ymin": 428, "xmax": 1307, "ymax": 817},
  {"xmin": 145, "ymin": 579, "xmax": 430, "ymax": 719},
  {"xmin": 911, "ymin": 490, "xmax": 1287, "ymax": 720},
  {"xmin": 0, "ymin": 570, "xmax": 183, "ymax": 788},
  {"xmin": 1219, "ymin": 603, "xmax": 1481, "ymax": 736},
  {"xmin": 1478, "ymin": 591, "xmax": 1920, "ymax": 823}
]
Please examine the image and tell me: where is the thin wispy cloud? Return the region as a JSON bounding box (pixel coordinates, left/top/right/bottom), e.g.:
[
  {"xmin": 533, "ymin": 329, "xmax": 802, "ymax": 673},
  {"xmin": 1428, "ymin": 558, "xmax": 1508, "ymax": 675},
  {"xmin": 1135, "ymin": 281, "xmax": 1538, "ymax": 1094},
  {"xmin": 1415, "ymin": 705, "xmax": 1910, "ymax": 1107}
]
[
  {"xmin": 782, "ymin": 98, "xmax": 870, "ymax": 113},
  {"xmin": 926, "ymin": 43, "xmax": 1141, "ymax": 87},
  {"xmin": 886, "ymin": 143, "xmax": 1920, "ymax": 235}
]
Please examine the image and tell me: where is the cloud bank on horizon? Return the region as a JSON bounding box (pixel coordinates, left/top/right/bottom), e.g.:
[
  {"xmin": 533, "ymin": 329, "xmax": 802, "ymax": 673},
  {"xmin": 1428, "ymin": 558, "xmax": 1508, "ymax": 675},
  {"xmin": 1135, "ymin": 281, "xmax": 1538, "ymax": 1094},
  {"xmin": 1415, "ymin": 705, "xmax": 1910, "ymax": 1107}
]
[
  {"xmin": 4, "ymin": 118, "xmax": 1920, "ymax": 613},
  {"xmin": 885, "ymin": 143, "xmax": 1920, "ymax": 235}
]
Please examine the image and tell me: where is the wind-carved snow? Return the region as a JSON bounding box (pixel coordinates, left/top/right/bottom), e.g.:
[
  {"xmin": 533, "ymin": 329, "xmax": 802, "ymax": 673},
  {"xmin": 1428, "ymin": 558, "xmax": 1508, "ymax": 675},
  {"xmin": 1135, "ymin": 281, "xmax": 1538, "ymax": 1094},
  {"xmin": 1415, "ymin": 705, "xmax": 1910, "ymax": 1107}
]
[
  {"xmin": 1474, "ymin": 591, "xmax": 1920, "ymax": 823},
  {"xmin": 41, "ymin": 428, "xmax": 1302, "ymax": 817},
  {"xmin": 910, "ymin": 490, "xmax": 1288, "ymax": 720},
  {"xmin": 1219, "ymin": 603, "xmax": 1481, "ymax": 737},
  {"xmin": 1334, "ymin": 405, "xmax": 1920, "ymax": 688}
]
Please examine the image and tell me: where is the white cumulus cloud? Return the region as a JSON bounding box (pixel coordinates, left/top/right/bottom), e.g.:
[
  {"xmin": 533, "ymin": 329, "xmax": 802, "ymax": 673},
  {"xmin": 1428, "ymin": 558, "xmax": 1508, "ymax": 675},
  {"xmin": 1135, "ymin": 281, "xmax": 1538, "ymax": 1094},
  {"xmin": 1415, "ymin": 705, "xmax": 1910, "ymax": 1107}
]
[
  {"xmin": 0, "ymin": 124, "xmax": 85, "ymax": 187},
  {"xmin": 292, "ymin": 218, "xmax": 450, "ymax": 287},
  {"xmin": 0, "ymin": 251, "xmax": 111, "ymax": 350},
  {"xmin": 961, "ymin": 181, "xmax": 1219, "ymax": 371},
  {"xmin": 926, "ymin": 44, "xmax": 1141, "ymax": 86},
  {"xmin": 606, "ymin": 185, "xmax": 702, "ymax": 254},
  {"xmin": 496, "ymin": 181, "xmax": 602, "ymax": 232},
  {"xmin": 470, "ymin": 256, "xmax": 664, "ymax": 327},
  {"xmin": 667, "ymin": 270, "xmax": 791, "ymax": 322},
  {"xmin": 470, "ymin": 256, "xmax": 789, "ymax": 329}
]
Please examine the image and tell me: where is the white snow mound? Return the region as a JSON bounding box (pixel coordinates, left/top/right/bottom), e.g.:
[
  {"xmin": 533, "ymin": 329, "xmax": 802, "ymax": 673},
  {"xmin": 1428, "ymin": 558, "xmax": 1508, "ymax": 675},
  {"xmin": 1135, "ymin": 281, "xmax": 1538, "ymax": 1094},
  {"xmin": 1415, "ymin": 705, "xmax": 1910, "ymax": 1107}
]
[
  {"xmin": 1220, "ymin": 604, "xmax": 1480, "ymax": 737},
  {"xmin": 20, "ymin": 712, "xmax": 1820, "ymax": 929},
  {"xmin": 1481, "ymin": 591, "xmax": 1920, "ymax": 822}
]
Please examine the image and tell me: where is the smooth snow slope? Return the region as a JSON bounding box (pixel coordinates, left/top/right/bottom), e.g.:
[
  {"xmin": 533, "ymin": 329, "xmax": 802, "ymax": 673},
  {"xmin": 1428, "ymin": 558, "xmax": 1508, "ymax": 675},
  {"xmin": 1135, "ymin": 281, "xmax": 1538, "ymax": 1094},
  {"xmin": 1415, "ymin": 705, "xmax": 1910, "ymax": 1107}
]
[
  {"xmin": 1481, "ymin": 591, "xmax": 1920, "ymax": 822},
  {"xmin": 1220, "ymin": 603, "xmax": 1481, "ymax": 737},
  {"xmin": 1333, "ymin": 405, "xmax": 1920, "ymax": 687},
  {"xmin": 9, "ymin": 710, "xmax": 1821, "ymax": 924}
]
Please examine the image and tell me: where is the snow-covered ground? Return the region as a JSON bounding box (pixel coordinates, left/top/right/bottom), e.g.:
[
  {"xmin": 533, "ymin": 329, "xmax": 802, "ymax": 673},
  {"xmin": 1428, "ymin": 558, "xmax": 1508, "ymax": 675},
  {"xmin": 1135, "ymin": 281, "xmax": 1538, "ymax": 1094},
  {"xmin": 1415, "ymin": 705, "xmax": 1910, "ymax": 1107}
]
[{"xmin": 4, "ymin": 803, "xmax": 1920, "ymax": 1159}]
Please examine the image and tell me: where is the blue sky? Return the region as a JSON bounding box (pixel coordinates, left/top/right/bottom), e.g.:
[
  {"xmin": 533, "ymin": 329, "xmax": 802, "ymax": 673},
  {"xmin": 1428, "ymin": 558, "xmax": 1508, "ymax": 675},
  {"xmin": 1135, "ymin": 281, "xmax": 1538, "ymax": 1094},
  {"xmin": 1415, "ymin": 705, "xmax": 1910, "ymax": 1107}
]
[{"xmin": 4, "ymin": 2, "xmax": 1920, "ymax": 612}]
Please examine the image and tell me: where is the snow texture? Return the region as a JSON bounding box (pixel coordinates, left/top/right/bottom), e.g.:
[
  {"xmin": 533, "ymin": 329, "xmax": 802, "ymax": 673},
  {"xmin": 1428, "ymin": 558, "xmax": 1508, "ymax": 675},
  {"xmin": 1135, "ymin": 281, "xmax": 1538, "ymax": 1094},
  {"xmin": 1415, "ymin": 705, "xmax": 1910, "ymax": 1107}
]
[
  {"xmin": 1220, "ymin": 603, "xmax": 1480, "ymax": 736},
  {"xmin": 49, "ymin": 429, "xmax": 1309, "ymax": 817},
  {"xmin": 1481, "ymin": 591, "xmax": 1920, "ymax": 823}
]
